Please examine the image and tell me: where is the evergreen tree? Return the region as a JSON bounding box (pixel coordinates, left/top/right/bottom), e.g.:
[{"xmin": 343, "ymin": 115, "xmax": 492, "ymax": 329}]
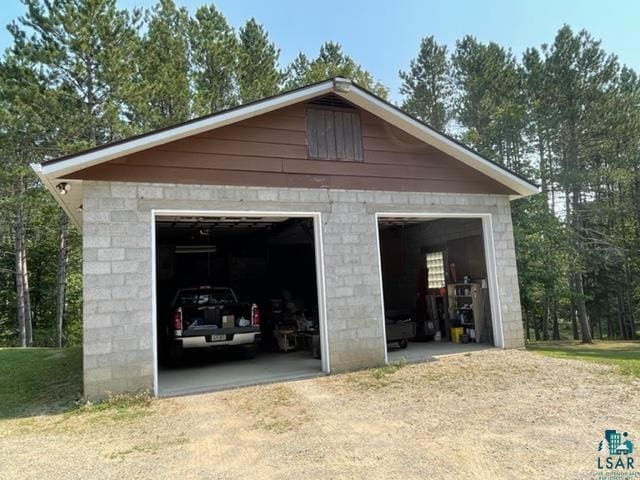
[
  {"xmin": 237, "ymin": 18, "xmax": 280, "ymax": 103},
  {"xmin": 452, "ymin": 36, "xmax": 528, "ymax": 173},
  {"xmin": 284, "ymin": 52, "xmax": 311, "ymax": 89},
  {"xmin": 543, "ymin": 26, "xmax": 620, "ymax": 343},
  {"xmin": 10, "ymin": 0, "xmax": 141, "ymax": 145},
  {"xmin": 190, "ymin": 5, "xmax": 238, "ymax": 115},
  {"xmin": 399, "ymin": 36, "xmax": 450, "ymax": 130},
  {"xmin": 128, "ymin": 0, "xmax": 191, "ymax": 129},
  {"xmin": 285, "ymin": 42, "xmax": 388, "ymax": 98},
  {"xmin": 4, "ymin": 0, "xmax": 139, "ymax": 346}
]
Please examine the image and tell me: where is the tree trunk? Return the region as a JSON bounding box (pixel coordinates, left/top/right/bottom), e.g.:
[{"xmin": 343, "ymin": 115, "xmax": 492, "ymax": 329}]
[
  {"xmin": 533, "ymin": 313, "xmax": 541, "ymax": 341},
  {"xmin": 570, "ymin": 299, "xmax": 579, "ymax": 340},
  {"xmin": 22, "ymin": 235, "xmax": 33, "ymax": 346},
  {"xmin": 617, "ymin": 288, "xmax": 627, "ymax": 339},
  {"xmin": 538, "ymin": 133, "xmax": 549, "ymax": 213},
  {"xmin": 598, "ymin": 314, "xmax": 603, "ymax": 340},
  {"xmin": 54, "ymin": 211, "xmax": 69, "ymax": 348},
  {"xmin": 625, "ymin": 289, "xmax": 637, "ymax": 340},
  {"xmin": 607, "ymin": 307, "xmax": 615, "ymax": 340},
  {"xmin": 570, "ymin": 178, "xmax": 592, "ymax": 344},
  {"xmin": 551, "ymin": 299, "xmax": 560, "ymax": 340},
  {"xmin": 574, "ymin": 271, "xmax": 592, "ymax": 343},
  {"xmin": 15, "ymin": 209, "xmax": 27, "ymax": 347},
  {"xmin": 541, "ymin": 299, "xmax": 549, "ymax": 341},
  {"xmin": 14, "ymin": 207, "xmax": 32, "ymax": 347}
]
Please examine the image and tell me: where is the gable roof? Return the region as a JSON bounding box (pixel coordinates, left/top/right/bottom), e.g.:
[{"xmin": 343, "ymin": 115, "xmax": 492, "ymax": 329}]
[{"xmin": 32, "ymin": 77, "xmax": 538, "ymax": 227}]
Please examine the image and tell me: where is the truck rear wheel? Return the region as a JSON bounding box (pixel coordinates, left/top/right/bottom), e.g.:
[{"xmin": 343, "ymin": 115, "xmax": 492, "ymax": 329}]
[{"xmin": 242, "ymin": 342, "xmax": 258, "ymax": 359}]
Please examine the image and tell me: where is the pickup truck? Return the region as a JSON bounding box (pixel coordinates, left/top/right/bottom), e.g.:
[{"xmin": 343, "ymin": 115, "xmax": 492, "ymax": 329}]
[{"xmin": 167, "ymin": 286, "xmax": 261, "ymax": 362}]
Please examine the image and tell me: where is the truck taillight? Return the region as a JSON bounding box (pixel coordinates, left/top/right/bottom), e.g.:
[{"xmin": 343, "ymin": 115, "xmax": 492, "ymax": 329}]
[
  {"xmin": 251, "ymin": 304, "xmax": 260, "ymax": 326},
  {"xmin": 173, "ymin": 308, "xmax": 183, "ymax": 333}
]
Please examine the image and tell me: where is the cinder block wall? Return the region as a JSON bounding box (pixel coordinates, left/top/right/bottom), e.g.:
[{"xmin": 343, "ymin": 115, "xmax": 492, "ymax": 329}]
[{"xmin": 82, "ymin": 181, "xmax": 524, "ymax": 398}]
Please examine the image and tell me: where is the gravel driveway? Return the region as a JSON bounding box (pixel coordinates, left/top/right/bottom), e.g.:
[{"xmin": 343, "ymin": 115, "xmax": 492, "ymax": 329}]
[{"xmin": 1, "ymin": 349, "xmax": 638, "ymax": 479}]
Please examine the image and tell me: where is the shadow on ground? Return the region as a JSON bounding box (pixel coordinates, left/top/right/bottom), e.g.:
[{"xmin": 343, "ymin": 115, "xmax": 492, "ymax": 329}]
[{"xmin": 0, "ymin": 347, "xmax": 82, "ymax": 419}]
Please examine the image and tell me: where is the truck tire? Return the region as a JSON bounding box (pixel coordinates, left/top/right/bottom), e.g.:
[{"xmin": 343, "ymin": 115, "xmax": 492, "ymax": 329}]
[
  {"xmin": 242, "ymin": 342, "xmax": 258, "ymax": 359},
  {"xmin": 399, "ymin": 338, "xmax": 409, "ymax": 349}
]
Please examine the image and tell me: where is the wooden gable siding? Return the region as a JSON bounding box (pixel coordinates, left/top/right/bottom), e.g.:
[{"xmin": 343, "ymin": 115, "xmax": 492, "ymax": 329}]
[
  {"xmin": 306, "ymin": 107, "xmax": 363, "ymax": 161},
  {"xmin": 66, "ymin": 103, "xmax": 516, "ymax": 195}
]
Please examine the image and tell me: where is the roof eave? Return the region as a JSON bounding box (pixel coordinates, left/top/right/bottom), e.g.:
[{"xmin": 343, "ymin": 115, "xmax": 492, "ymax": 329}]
[
  {"xmin": 41, "ymin": 79, "xmax": 336, "ymax": 178},
  {"xmin": 31, "ymin": 163, "xmax": 83, "ymax": 228},
  {"xmin": 36, "ymin": 76, "xmax": 538, "ymax": 203},
  {"xmin": 334, "ymin": 85, "xmax": 539, "ymax": 198}
]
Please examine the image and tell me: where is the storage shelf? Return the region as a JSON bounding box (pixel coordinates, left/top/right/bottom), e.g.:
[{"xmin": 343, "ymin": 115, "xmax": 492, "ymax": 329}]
[{"xmin": 447, "ymin": 281, "xmax": 485, "ymax": 344}]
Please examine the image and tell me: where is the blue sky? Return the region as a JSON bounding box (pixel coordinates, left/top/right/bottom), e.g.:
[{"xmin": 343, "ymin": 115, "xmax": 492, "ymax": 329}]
[{"xmin": 1, "ymin": 0, "xmax": 638, "ymax": 102}]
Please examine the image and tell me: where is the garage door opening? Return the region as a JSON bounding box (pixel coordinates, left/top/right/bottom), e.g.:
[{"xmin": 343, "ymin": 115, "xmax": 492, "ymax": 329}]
[
  {"xmin": 153, "ymin": 213, "xmax": 327, "ymax": 396},
  {"xmin": 377, "ymin": 216, "xmax": 498, "ymax": 364}
]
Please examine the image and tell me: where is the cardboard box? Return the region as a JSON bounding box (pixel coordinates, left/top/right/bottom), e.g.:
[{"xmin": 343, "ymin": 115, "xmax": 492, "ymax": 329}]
[{"xmin": 222, "ymin": 315, "xmax": 235, "ymax": 328}]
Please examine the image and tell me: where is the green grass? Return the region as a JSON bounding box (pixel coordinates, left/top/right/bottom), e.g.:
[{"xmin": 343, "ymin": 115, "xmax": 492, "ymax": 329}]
[
  {"xmin": 527, "ymin": 341, "xmax": 640, "ymax": 378},
  {"xmin": 346, "ymin": 358, "xmax": 407, "ymax": 390},
  {"xmin": 370, "ymin": 357, "xmax": 407, "ymax": 380},
  {"xmin": 68, "ymin": 391, "xmax": 153, "ymax": 422},
  {"xmin": 0, "ymin": 347, "xmax": 82, "ymax": 419}
]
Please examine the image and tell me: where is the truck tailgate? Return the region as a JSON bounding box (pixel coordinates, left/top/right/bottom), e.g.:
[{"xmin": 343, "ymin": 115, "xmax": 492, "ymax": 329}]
[{"xmin": 179, "ymin": 325, "xmax": 260, "ymax": 337}]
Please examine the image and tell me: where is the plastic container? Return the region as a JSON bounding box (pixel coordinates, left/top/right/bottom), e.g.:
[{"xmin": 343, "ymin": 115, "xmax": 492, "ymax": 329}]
[{"xmin": 450, "ymin": 327, "xmax": 464, "ymax": 344}]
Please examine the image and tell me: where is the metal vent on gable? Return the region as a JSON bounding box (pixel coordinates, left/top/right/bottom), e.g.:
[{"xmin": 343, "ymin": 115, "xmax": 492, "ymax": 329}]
[{"xmin": 308, "ymin": 94, "xmax": 355, "ymax": 109}]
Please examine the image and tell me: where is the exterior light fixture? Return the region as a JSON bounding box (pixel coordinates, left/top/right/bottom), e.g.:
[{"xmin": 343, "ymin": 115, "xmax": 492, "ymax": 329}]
[
  {"xmin": 56, "ymin": 182, "xmax": 70, "ymax": 195},
  {"xmin": 333, "ymin": 77, "xmax": 352, "ymax": 93}
]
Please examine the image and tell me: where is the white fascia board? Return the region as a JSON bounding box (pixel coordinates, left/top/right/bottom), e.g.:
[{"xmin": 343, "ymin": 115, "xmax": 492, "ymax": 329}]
[
  {"xmin": 41, "ymin": 81, "xmax": 335, "ymax": 179},
  {"xmin": 30, "ymin": 163, "xmax": 83, "ymax": 228},
  {"xmin": 335, "ymin": 87, "xmax": 539, "ymax": 198}
]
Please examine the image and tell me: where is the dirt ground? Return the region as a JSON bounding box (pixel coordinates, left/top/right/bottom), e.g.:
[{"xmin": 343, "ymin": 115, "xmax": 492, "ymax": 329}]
[{"xmin": 1, "ymin": 349, "xmax": 638, "ymax": 480}]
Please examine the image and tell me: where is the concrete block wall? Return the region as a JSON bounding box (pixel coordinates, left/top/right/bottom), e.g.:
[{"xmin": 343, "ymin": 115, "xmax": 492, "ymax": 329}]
[
  {"xmin": 82, "ymin": 183, "xmax": 154, "ymax": 398},
  {"xmin": 82, "ymin": 181, "xmax": 524, "ymax": 398}
]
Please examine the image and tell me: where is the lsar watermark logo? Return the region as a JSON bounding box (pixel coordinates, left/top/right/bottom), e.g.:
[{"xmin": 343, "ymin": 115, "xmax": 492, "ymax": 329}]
[{"xmin": 594, "ymin": 429, "xmax": 639, "ymax": 480}]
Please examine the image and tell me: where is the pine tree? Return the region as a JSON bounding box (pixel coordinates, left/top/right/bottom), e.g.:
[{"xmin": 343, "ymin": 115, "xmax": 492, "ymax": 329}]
[
  {"xmin": 128, "ymin": 0, "xmax": 191, "ymax": 129},
  {"xmin": 399, "ymin": 36, "xmax": 450, "ymax": 130},
  {"xmin": 283, "ymin": 52, "xmax": 311, "ymax": 90},
  {"xmin": 285, "ymin": 42, "xmax": 388, "ymax": 98},
  {"xmin": 190, "ymin": 5, "xmax": 238, "ymax": 115},
  {"xmin": 452, "ymin": 36, "xmax": 527, "ymax": 172},
  {"xmin": 543, "ymin": 26, "xmax": 620, "ymax": 343},
  {"xmin": 6, "ymin": 0, "xmax": 140, "ymax": 346},
  {"xmin": 10, "ymin": 0, "xmax": 141, "ymax": 145},
  {"xmin": 237, "ymin": 18, "xmax": 280, "ymax": 103}
]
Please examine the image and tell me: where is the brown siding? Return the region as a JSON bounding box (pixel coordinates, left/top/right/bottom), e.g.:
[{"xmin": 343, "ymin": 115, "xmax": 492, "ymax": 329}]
[{"xmin": 66, "ymin": 102, "xmax": 516, "ymax": 195}]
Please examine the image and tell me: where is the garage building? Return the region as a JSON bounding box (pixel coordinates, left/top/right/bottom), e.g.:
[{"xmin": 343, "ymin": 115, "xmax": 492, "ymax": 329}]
[{"xmin": 33, "ymin": 78, "xmax": 538, "ymax": 398}]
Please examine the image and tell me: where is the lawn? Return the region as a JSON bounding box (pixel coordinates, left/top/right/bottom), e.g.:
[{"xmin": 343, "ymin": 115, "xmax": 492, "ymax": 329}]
[
  {"xmin": 526, "ymin": 340, "xmax": 640, "ymax": 377},
  {"xmin": 0, "ymin": 347, "xmax": 82, "ymax": 418}
]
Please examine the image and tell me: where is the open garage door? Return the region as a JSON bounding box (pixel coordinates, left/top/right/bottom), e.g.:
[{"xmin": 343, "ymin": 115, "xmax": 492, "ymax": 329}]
[
  {"xmin": 376, "ymin": 215, "xmax": 501, "ymax": 364},
  {"xmin": 153, "ymin": 213, "xmax": 327, "ymax": 396}
]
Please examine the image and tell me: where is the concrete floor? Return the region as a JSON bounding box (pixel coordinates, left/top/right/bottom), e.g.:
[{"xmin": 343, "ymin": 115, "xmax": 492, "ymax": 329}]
[
  {"xmin": 387, "ymin": 340, "xmax": 492, "ymax": 363},
  {"xmin": 158, "ymin": 350, "xmax": 323, "ymax": 397},
  {"xmin": 159, "ymin": 341, "xmax": 491, "ymax": 397}
]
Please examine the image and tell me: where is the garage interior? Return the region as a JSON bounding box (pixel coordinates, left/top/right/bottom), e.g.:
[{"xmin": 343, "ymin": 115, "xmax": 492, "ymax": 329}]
[
  {"xmin": 155, "ymin": 215, "xmax": 324, "ymax": 396},
  {"xmin": 378, "ymin": 217, "xmax": 495, "ymax": 363}
]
